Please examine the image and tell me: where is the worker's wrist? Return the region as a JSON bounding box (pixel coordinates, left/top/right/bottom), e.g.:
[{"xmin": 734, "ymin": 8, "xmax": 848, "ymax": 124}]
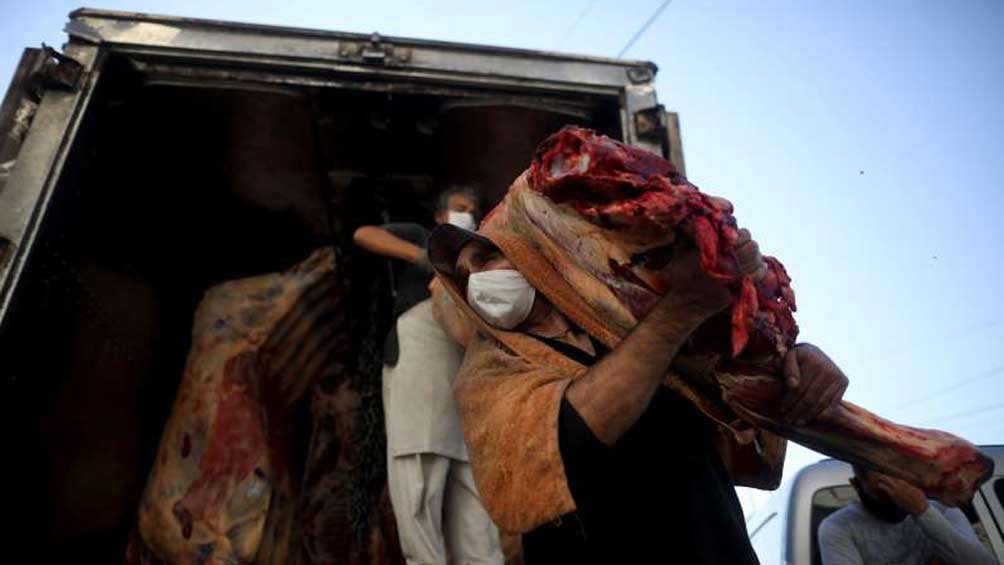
[
  {"xmin": 643, "ymin": 304, "xmax": 712, "ymax": 354},
  {"xmin": 908, "ymin": 498, "xmax": 929, "ymax": 516},
  {"xmin": 652, "ymin": 292, "xmax": 726, "ymax": 329},
  {"xmin": 413, "ymin": 249, "xmax": 434, "ymax": 273}
]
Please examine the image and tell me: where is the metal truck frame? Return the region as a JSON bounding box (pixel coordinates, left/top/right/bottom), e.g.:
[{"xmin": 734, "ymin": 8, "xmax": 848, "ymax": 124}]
[{"xmin": 0, "ymin": 8, "xmax": 685, "ymax": 327}]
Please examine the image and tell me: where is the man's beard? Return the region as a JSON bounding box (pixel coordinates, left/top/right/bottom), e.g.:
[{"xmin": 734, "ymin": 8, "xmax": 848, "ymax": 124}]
[{"xmin": 857, "ymin": 488, "xmax": 909, "ymax": 523}]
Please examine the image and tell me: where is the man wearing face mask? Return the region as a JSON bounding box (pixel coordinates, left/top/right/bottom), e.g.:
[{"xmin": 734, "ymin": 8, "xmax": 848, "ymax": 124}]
[
  {"xmin": 427, "ymin": 218, "xmax": 851, "ymax": 564},
  {"xmin": 354, "ymin": 187, "xmax": 504, "ymax": 565},
  {"xmin": 818, "ymin": 465, "xmax": 996, "ymax": 565}
]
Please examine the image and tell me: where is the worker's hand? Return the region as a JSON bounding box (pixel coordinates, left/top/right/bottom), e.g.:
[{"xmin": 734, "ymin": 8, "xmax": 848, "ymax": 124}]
[
  {"xmin": 874, "ymin": 474, "xmax": 929, "ymax": 516},
  {"xmin": 428, "ymin": 276, "xmax": 443, "ymax": 296},
  {"xmin": 657, "ymin": 243, "xmax": 732, "ymax": 322},
  {"xmin": 781, "ymin": 343, "xmax": 848, "ymax": 425},
  {"xmin": 413, "ymin": 249, "xmax": 434, "ymax": 273},
  {"xmin": 735, "ymin": 228, "xmax": 768, "ymax": 282}
]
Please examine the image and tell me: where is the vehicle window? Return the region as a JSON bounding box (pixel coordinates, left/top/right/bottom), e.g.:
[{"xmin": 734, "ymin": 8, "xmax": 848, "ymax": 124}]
[
  {"xmin": 749, "ymin": 512, "xmax": 782, "ymax": 563},
  {"xmin": 996, "ymin": 477, "xmax": 1004, "ymax": 508},
  {"xmin": 811, "ymin": 485, "xmax": 859, "ymax": 565}
]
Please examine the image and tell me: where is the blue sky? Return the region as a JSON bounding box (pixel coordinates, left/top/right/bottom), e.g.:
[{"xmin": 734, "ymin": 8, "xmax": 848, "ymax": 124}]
[{"xmin": 3, "ymin": 1, "xmax": 1002, "ymax": 514}]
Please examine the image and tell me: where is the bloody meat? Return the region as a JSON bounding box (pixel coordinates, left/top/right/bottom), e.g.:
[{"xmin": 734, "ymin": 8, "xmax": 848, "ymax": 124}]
[
  {"xmin": 508, "ymin": 126, "xmax": 992, "ymax": 505},
  {"xmin": 530, "ymin": 125, "xmax": 796, "ymax": 358}
]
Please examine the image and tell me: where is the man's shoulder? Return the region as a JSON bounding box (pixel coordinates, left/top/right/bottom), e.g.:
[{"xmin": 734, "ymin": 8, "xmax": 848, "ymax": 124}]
[
  {"xmin": 461, "ymin": 332, "xmax": 520, "ymax": 367},
  {"xmin": 926, "ymin": 499, "xmax": 969, "ymax": 524},
  {"xmin": 927, "ymin": 500, "xmax": 953, "ymax": 514},
  {"xmin": 458, "ymin": 330, "xmax": 578, "ymax": 386},
  {"xmin": 820, "ymin": 503, "xmax": 866, "ymax": 535}
]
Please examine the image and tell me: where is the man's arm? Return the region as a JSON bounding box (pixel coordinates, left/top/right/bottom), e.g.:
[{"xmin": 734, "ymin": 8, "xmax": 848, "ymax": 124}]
[
  {"xmin": 353, "ymin": 225, "xmax": 430, "ymax": 269},
  {"xmin": 916, "ymin": 506, "xmax": 997, "ymax": 565},
  {"xmin": 818, "ymin": 518, "xmax": 865, "ymax": 565},
  {"xmin": 565, "ymin": 229, "xmax": 849, "ymax": 446},
  {"xmin": 876, "ymin": 476, "xmax": 997, "ymax": 565},
  {"xmin": 565, "ymin": 246, "xmax": 733, "ymax": 445}
]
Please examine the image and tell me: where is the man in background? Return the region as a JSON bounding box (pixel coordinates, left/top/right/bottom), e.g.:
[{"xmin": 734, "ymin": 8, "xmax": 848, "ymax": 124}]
[
  {"xmin": 354, "ymin": 186, "xmax": 503, "ymax": 564},
  {"xmin": 818, "ymin": 464, "xmax": 996, "ymax": 565},
  {"xmin": 354, "ymin": 186, "xmax": 480, "ymax": 367}
]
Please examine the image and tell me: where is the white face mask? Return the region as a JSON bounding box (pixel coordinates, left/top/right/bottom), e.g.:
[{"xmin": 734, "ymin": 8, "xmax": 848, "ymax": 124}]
[
  {"xmin": 446, "ymin": 211, "xmax": 477, "ymax": 231},
  {"xmin": 466, "ymin": 269, "xmax": 536, "ymax": 330}
]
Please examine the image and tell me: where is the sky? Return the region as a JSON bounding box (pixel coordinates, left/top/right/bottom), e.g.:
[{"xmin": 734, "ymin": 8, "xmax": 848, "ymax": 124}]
[{"xmin": 2, "ymin": 0, "xmax": 1002, "ymax": 516}]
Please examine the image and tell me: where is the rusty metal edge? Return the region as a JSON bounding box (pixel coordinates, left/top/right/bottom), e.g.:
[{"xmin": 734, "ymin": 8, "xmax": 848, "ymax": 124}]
[
  {"xmin": 0, "ymin": 46, "xmax": 101, "ymax": 328},
  {"xmin": 69, "ymin": 6, "xmax": 657, "ymax": 72}
]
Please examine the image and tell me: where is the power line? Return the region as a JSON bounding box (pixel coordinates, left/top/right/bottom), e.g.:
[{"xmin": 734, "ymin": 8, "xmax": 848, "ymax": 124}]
[
  {"xmin": 889, "ymin": 363, "xmax": 1004, "ymax": 413},
  {"xmin": 930, "ymin": 401, "xmax": 1004, "ymax": 426},
  {"xmin": 616, "ymin": 0, "xmax": 673, "ymax": 58},
  {"xmin": 555, "ymin": 0, "xmax": 597, "ymax": 49}
]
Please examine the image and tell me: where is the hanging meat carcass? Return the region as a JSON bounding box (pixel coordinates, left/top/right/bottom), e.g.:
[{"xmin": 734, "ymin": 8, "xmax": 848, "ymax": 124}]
[
  {"xmin": 129, "ymin": 248, "xmax": 348, "ymax": 564},
  {"xmin": 496, "ymin": 126, "xmax": 992, "ymax": 505}
]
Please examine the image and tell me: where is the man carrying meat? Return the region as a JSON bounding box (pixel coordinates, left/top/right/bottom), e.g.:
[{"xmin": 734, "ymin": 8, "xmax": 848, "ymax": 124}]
[
  {"xmin": 818, "ymin": 465, "xmax": 997, "ymax": 565},
  {"xmin": 427, "ymin": 220, "xmax": 851, "ymax": 564},
  {"xmin": 354, "ymin": 187, "xmax": 504, "ymax": 565}
]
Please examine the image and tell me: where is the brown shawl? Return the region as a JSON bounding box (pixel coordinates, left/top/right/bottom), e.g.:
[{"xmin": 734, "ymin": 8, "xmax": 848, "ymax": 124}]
[{"xmin": 433, "ymin": 190, "xmax": 786, "ymax": 534}]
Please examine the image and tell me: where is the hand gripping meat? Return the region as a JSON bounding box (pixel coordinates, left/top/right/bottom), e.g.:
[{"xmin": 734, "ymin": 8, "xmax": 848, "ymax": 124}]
[
  {"xmin": 129, "ymin": 248, "xmax": 347, "ymax": 564},
  {"xmin": 502, "ymin": 126, "xmax": 992, "ymax": 505}
]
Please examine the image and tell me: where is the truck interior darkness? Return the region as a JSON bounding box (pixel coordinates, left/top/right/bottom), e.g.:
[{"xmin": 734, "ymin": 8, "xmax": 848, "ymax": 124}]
[{"xmin": 0, "ymin": 54, "xmax": 622, "ymax": 562}]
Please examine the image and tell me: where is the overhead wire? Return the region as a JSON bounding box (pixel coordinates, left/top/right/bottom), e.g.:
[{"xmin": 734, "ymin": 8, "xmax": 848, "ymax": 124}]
[
  {"xmin": 616, "ymin": 0, "xmax": 673, "ymax": 58},
  {"xmin": 929, "ymin": 401, "xmax": 1004, "ymax": 426},
  {"xmin": 855, "ymin": 320, "xmax": 1004, "ymax": 424},
  {"xmin": 605, "ymin": 0, "xmax": 1003, "ymax": 439},
  {"xmin": 888, "ymin": 363, "xmax": 1004, "ymax": 413},
  {"xmin": 555, "ymin": 0, "xmax": 597, "ymax": 49}
]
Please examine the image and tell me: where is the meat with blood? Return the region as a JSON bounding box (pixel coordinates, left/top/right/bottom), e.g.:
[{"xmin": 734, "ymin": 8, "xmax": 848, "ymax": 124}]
[
  {"xmin": 500, "ymin": 125, "xmax": 993, "ymax": 505},
  {"xmin": 131, "ymin": 248, "xmax": 348, "ymax": 564}
]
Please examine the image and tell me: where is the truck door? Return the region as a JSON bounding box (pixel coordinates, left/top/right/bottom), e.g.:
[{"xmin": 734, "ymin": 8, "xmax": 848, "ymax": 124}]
[
  {"xmin": 0, "ymin": 44, "xmax": 97, "ymax": 326},
  {"xmin": 663, "ymin": 110, "xmax": 685, "ymax": 175},
  {"xmin": 975, "ymin": 467, "xmax": 1004, "ymax": 561},
  {"xmin": 630, "ymin": 103, "xmax": 686, "ymax": 175}
]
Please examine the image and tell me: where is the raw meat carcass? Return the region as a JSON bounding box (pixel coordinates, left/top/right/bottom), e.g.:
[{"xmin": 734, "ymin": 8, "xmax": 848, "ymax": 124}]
[
  {"xmin": 130, "ymin": 248, "xmax": 347, "ymax": 564},
  {"xmin": 499, "ymin": 126, "xmax": 992, "ymax": 505},
  {"xmin": 296, "ymin": 373, "xmax": 403, "ymax": 565}
]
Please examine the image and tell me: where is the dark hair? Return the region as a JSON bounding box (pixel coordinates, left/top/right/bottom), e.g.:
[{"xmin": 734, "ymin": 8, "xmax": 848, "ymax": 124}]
[
  {"xmin": 436, "ymin": 185, "xmax": 479, "ymax": 213},
  {"xmin": 851, "ymin": 463, "xmax": 870, "ymax": 478}
]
